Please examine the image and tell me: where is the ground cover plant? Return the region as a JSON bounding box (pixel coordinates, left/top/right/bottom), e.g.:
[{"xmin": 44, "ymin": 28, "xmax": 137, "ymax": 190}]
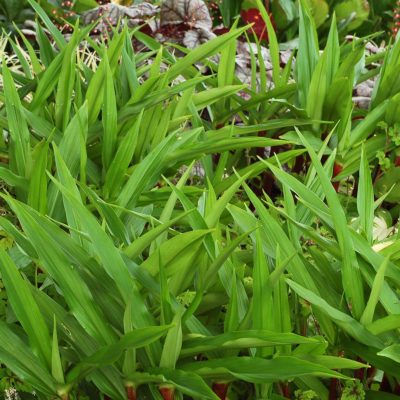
[{"xmin": 0, "ymin": 0, "xmax": 399, "ymax": 399}]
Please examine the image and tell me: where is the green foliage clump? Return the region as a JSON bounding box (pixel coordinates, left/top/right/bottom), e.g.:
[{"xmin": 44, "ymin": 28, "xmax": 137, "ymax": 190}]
[{"xmin": 341, "ymin": 380, "xmax": 366, "ymax": 400}]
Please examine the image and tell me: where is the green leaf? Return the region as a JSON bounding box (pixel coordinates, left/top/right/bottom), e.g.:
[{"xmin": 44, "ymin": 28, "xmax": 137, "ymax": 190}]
[
  {"xmin": 367, "ymin": 315, "xmax": 400, "ymax": 335},
  {"xmin": 166, "ymin": 26, "xmax": 249, "ymax": 81},
  {"xmin": 154, "ymin": 369, "xmax": 219, "ymax": 400},
  {"xmin": 2, "ymin": 63, "xmax": 31, "ymax": 178},
  {"xmin": 0, "ymin": 322, "xmax": 57, "ymax": 396},
  {"xmin": 81, "ymin": 185, "xmax": 129, "ymax": 245},
  {"xmin": 0, "ymin": 167, "xmax": 27, "ymax": 189},
  {"xmin": 255, "ymin": 0, "xmax": 281, "ymax": 86},
  {"xmin": 55, "ymin": 28, "xmax": 78, "ymax": 131},
  {"xmin": 252, "ymin": 229, "xmax": 273, "ymax": 334},
  {"xmin": 14, "ymin": 25, "xmax": 42, "ymax": 73},
  {"xmin": 294, "ymin": 354, "xmax": 366, "ymax": 370},
  {"xmin": 348, "ymin": 101, "xmax": 388, "ymax": 147},
  {"xmin": 47, "ymin": 177, "xmax": 160, "ymax": 366},
  {"xmin": 49, "ymin": 154, "xmax": 135, "ymax": 303},
  {"xmin": 123, "ymin": 210, "xmax": 194, "ymax": 259},
  {"xmin": 27, "ymin": 0, "xmax": 66, "ymax": 50},
  {"xmin": 102, "ymin": 53, "xmax": 118, "ymax": 171},
  {"xmin": 160, "ymin": 308, "xmax": 183, "ymax": 369},
  {"xmin": 181, "ymin": 330, "xmax": 322, "ymax": 357},
  {"xmin": 378, "ymin": 345, "xmax": 400, "ymax": 364},
  {"xmin": 155, "ymin": 162, "xmax": 197, "ymax": 249},
  {"xmin": 0, "ymin": 217, "xmax": 36, "ymax": 257},
  {"xmin": 205, "ymin": 170, "xmax": 252, "ymax": 228},
  {"xmin": 4, "ymin": 197, "xmax": 118, "ymax": 346},
  {"xmin": 29, "ymin": 51, "xmax": 63, "ymax": 111},
  {"xmin": 86, "ymin": 31, "xmax": 125, "ymax": 125},
  {"xmin": 104, "ymin": 111, "xmax": 142, "ymax": 199},
  {"xmin": 140, "ymin": 229, "xmax": 212, "ymax": 294},
  {"xmin": 224, "ymin": 269, "xmax": 239, "ymax": 333},
  {"xmin": 52, "ymin": 144, "xmax": 86, "ymax": 246},
  {"xmin": 215, "ymin": 149, "xmax": 304, "ymax": 194},
  {"xmin": 297, "ymin": 129, "xmax": 365, "ymax": 319},
  {"xmin": 204, "ymin": 229, "xmax": 255, "ymax": 286},
  {"xmin": 357, "ymin": 144, "xmax": 374, "ymax": 243},
  {"xmin": 286, "ymin": 279, "xmax": 382, "ymax": 348},
  {"xmin": 28, "ymin": 141, "xmax": 48, "ymax": 214},
  {"xmin": 48, "ymin": 103, "xmax": 88, "ymax": 218},
  {"xmin": 182, "ymin": 356, "xmax": 349, "ymax": 383},
  {"xmin": 297, "ymin": 0, "xmax": 319, "ymax": 107},
  {"xmin": 0, "ymin": 247, "xmax": 52, "ymax": 369},
  {"xmin": 218, "ymin": 19, "xmax": 238, "ymax": 96},
  {"xmin": 116, "ymin": 129, "xmax": 201, "ymax": 210},
  {"xmin": 360, "ymin": 256, "xmax": 390, "ymax": 326},
  {"xmin": 306, "ymin": 14, "xmax": 339, "ymax": 129},
  {"xmin": 9, "ymin": 38, "xmax": 32, "ymax": 79},
  {"xmin": 385, "ymin": 92, "xmax": 400, "ymax": 125},
  {"xmin": 51, "ymin": 317, "xmax": 65, "ymax": 384},
  {"xmin": 169, "ymin": 137, "xmax": 287, "ymax": 165},
  {"xmin": 36, "ymin": 22, "xmax": 56, "ymax": 66},
  {"xmin": 374, "ymin": 167, "xmax": 400, "ymax": 204},
  {"xmin": 346, "ymin": 341, "xmax": 400, "ymax": 380},
  {"xmin": 67, "ymin": 325, "xmax": 171, "ymax": 382},
  {"xmin": 228, "ymin": 200, "xmax": 336, "ymax": 343},
  {"xmin": 193, "ymin": 85, "xmax": 245, "ymax": 110},
  {"xmin": 334, "ymin": 0, "xmax": 369, "ymax": 31}
]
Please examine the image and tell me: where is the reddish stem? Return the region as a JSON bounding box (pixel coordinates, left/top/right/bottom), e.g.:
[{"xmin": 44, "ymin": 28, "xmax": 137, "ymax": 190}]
[
  {"xmin": 395, "ymin": 383, "xmax": 400, "ymax": 395},
  {"xmin": 212, "ymin": 382, "xmax": 229, "ymax": 400},
  {"xmin": 159, "ymin": 386, "xmax": 175, "ymax": 400},
  {"xmin": 381, "ymin": 373, "xmax": 392, "ymax": 393},
  {"xmin": 366, "ymin": 366, "xmax": 377, "ymax": 388},
  {"xmin": 282, "ymin": 383, "xmax": 290, "ymax": 398},
  {"xmin": 332, "ymin": 162, "xmax": 343, "ymax": 192},
  {"xmin": 329, "ymin": 378, "xmax": 339, "ymax": 400},
  {"xmin": 354, "ymin": 360, "xmax": 365, "ymax": 381},
  {"xmin": 126, "ymin": 386, "xmax": 137, "ymax": 400}
]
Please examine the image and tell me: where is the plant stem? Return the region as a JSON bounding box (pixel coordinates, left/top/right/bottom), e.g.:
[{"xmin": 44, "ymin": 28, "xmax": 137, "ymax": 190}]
[
  {"xmin": 332, "ymin": 162, "xmax": 343, "ymax": 192},
  {"xmin": 159, "ymin": 385, "xmax": 175, "ymax": 400},
  {"xmin": 212, "ymin": 382, "xmax": 229, "ymax": 400},
  {"xmin": 329, "ymin": 378, "xmax": 339, "ymax": 400},
  {"xmin": 282, "ymin": 383, "xmax": 290, "ymax": 398},
  {"xmin": 126, "ymin": 385, "xmax": 137, "ymax": 400}
]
